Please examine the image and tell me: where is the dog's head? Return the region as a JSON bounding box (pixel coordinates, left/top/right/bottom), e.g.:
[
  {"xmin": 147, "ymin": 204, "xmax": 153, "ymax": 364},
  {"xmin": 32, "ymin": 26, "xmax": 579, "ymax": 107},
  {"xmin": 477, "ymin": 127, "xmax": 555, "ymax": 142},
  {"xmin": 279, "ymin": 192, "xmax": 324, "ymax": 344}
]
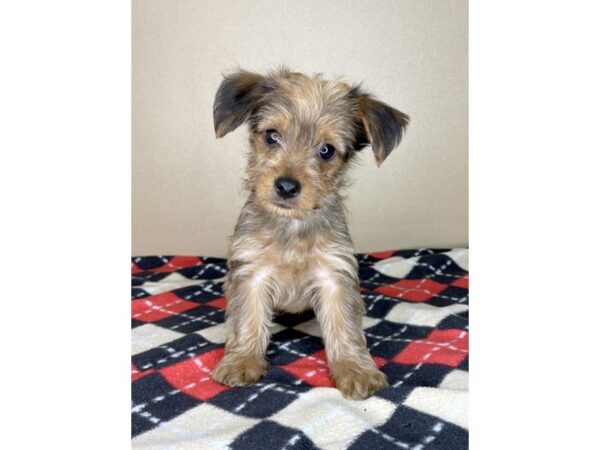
[{"xmin": 213, "ymin": 68, "xmax": 409, "ymax": 219}]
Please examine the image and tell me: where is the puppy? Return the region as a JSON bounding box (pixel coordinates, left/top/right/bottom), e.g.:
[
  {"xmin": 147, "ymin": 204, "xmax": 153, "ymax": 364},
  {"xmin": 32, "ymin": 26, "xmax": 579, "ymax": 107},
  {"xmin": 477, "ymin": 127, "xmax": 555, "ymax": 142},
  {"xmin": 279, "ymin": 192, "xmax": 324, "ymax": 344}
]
[{"xmin": 211, "ymin": 68, "xmax": 409, "ymax": 399}]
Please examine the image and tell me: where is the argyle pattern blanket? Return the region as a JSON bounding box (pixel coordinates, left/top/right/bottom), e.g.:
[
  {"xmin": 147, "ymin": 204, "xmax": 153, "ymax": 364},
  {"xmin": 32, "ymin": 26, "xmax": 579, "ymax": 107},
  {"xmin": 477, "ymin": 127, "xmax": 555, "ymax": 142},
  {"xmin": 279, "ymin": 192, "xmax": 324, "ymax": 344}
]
[{"xmin": 131, "ymin": 248, "xmax": 469, "ymax": 449}]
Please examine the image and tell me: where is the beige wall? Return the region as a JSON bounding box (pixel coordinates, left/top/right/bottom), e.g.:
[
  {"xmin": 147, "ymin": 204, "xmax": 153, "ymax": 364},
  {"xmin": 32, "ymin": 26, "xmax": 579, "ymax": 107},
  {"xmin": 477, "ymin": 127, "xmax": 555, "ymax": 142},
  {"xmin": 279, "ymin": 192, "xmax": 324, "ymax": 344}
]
[{"xmin": 132, "ymin": 0, "xmax": 468, "ymax": 257}]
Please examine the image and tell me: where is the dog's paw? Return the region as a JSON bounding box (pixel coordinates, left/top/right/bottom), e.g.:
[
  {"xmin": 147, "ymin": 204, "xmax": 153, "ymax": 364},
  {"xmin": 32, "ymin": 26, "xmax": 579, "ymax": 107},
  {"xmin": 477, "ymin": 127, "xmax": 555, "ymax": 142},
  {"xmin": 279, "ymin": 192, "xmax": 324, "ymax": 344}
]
[
  {"xmin": 212, "ymin": 355, "xmax": 267, "ymax": 387},
  {"xmin": 333, "ymin": 366, "xmax": 389, "ymax": 400}
]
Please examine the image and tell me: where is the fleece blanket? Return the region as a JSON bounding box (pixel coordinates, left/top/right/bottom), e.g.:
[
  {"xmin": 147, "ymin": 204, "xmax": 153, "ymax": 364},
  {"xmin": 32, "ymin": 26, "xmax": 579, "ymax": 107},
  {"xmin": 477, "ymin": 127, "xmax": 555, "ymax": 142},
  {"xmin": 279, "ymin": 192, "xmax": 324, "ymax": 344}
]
[{"xmin": 131, "ymin": 248, "xmax": 469, "ymax": 449}]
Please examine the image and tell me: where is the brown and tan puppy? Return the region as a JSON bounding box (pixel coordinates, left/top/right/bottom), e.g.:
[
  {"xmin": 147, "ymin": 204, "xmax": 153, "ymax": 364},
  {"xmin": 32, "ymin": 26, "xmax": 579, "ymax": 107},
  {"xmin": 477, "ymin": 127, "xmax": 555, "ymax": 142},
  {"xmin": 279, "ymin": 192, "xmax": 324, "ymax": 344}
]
[{"xmin": 211, "ymin": 68, "xmax": 409, "ymax": 399}]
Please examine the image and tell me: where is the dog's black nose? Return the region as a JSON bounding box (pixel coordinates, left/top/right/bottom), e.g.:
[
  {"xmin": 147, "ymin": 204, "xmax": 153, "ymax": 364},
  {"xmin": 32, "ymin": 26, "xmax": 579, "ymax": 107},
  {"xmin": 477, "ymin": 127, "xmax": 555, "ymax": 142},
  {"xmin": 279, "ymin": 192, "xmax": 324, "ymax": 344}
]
[{"xmin": 274, "ymin": 177, "xmax": 301, "ymax": 199}]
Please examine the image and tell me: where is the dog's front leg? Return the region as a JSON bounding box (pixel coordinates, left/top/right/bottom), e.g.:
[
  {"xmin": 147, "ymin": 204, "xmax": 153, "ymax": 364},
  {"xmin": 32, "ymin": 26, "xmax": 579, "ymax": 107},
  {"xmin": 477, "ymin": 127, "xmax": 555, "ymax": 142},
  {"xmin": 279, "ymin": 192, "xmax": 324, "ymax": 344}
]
[
  {"xmin": 314, "ymin": 271, "xmax": 388, "ymax": 400},
  {"xmin": 212, "ymin": 266, "xmax": 273, "ymax": 386}
]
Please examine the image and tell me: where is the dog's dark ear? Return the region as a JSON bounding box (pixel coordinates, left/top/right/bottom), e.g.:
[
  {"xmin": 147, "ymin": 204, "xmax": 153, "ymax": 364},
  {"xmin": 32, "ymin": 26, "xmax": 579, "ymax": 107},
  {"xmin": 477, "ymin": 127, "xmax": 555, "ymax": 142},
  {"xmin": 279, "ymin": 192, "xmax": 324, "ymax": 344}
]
[
  {"xmin": 213, "ymin": 70, "xmax": 271, "ymax": 138},
  {"xmin": 354, "ymin": 91, "xmax": 410, "ymax": 166}
]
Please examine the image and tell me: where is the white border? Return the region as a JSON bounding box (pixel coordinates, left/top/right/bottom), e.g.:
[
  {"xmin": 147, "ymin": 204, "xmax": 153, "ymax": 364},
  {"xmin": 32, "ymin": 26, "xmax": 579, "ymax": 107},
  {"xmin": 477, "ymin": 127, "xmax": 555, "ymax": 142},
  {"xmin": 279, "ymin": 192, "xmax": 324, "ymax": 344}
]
[
  {"xmin": 0, "ymin": 1, "xmax": 130, "ymax": 447},
  {"xmin": 471, "ymin": 1, "xmax": 600, "ymax": 448}
]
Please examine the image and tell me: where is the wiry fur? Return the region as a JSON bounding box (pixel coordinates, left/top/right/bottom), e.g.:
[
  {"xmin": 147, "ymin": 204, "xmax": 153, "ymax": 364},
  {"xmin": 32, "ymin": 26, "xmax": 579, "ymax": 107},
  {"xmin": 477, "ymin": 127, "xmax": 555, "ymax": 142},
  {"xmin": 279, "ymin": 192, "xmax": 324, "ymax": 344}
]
[{"xmin": 211, "ymin": 68, "xmax": 409, "ymax": 399}]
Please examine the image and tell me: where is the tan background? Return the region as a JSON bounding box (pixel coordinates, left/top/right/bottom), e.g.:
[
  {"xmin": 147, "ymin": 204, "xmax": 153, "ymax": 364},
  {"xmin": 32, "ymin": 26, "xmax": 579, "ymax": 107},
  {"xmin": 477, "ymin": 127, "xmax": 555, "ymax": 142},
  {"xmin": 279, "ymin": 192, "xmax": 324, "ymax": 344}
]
[{"xmin": 132, "ymin": 0, "xmax": 468, "ymax": 257}]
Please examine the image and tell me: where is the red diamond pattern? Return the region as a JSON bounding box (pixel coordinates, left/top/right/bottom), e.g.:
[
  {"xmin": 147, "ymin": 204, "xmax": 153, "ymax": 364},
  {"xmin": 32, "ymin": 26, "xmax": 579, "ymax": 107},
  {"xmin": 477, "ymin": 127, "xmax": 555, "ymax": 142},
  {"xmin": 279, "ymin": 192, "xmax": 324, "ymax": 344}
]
[
  {"xmin": 282, "ymin": 350, "xmax": 333, "ymax": 387},
  {"xmin": 452, "ymin": 275, "xmax": 469, "ymax": 289},
  {"xmin": 369, "ymin": 250, "xmax": 395, "ymax": 259},
  {"xmin": 394, "ymin": 329, "xmax": 469, "ymax": 367},
  {"xmin": 375, "ymin": 278, "xmax": 447, "ymax": 301},
  {"xmin": 160, "ymin": 348, "xmax": 229, "ymax": 401},
  {"xmin": 131, "ymin": 291, "xmax": 200, "ymax": 322},
  {"xmin": 205, "ymin": 297, "xmax": 227, "ymax": 309},
  {"xmin": 153, "ymin": 256, "xmax": 203, "ymax": 273},
  {"xmin": 282, "ymin": 351, "xmax": 389, "ymax": 387}
]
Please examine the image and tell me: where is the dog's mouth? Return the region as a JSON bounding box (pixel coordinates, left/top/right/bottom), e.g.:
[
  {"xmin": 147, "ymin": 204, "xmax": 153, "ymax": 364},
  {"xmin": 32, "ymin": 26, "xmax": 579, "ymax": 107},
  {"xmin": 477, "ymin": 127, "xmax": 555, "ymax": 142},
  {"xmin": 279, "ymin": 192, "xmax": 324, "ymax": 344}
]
[
  {"xmin": 271, "ymin": 200, "xmax": 293, "ymax": 210},
  {"xmin": 264, "ymin": 198, "xmax": 309, "ymax": 219}
]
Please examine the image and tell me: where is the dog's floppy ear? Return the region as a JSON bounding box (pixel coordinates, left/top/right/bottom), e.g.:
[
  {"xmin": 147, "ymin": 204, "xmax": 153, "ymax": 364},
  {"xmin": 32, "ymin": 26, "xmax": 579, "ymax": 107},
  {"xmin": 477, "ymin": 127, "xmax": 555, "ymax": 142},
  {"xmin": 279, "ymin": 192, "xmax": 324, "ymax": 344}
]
[
  {"xmin": 213, "ymin": 70, "xmax": 271, "ymax": 138},
  {"xmin": 353, "ymin": 90, "xmax": 410, "ymax": 166}
]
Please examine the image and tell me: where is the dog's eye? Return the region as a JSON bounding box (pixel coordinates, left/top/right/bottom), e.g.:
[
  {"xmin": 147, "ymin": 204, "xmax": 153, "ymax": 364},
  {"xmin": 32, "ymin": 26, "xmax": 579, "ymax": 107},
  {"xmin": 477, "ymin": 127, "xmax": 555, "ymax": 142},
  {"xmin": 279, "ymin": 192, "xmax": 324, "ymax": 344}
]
[
  {"xmin": 264, "ymin": 129, "xmax": 280, "ymax": 146},
  {"xmin": 319, "ymin": 144, "xmax": 336, "ymax": 161}
]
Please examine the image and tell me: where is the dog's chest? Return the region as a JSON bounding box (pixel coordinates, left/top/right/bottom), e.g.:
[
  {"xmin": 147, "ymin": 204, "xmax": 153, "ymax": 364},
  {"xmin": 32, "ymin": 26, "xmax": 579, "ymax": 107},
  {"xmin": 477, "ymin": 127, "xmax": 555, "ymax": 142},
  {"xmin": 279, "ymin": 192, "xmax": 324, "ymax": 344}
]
[{"xmin": 256, "ymin": 236, "xmax": 324, "ymax": 277}]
